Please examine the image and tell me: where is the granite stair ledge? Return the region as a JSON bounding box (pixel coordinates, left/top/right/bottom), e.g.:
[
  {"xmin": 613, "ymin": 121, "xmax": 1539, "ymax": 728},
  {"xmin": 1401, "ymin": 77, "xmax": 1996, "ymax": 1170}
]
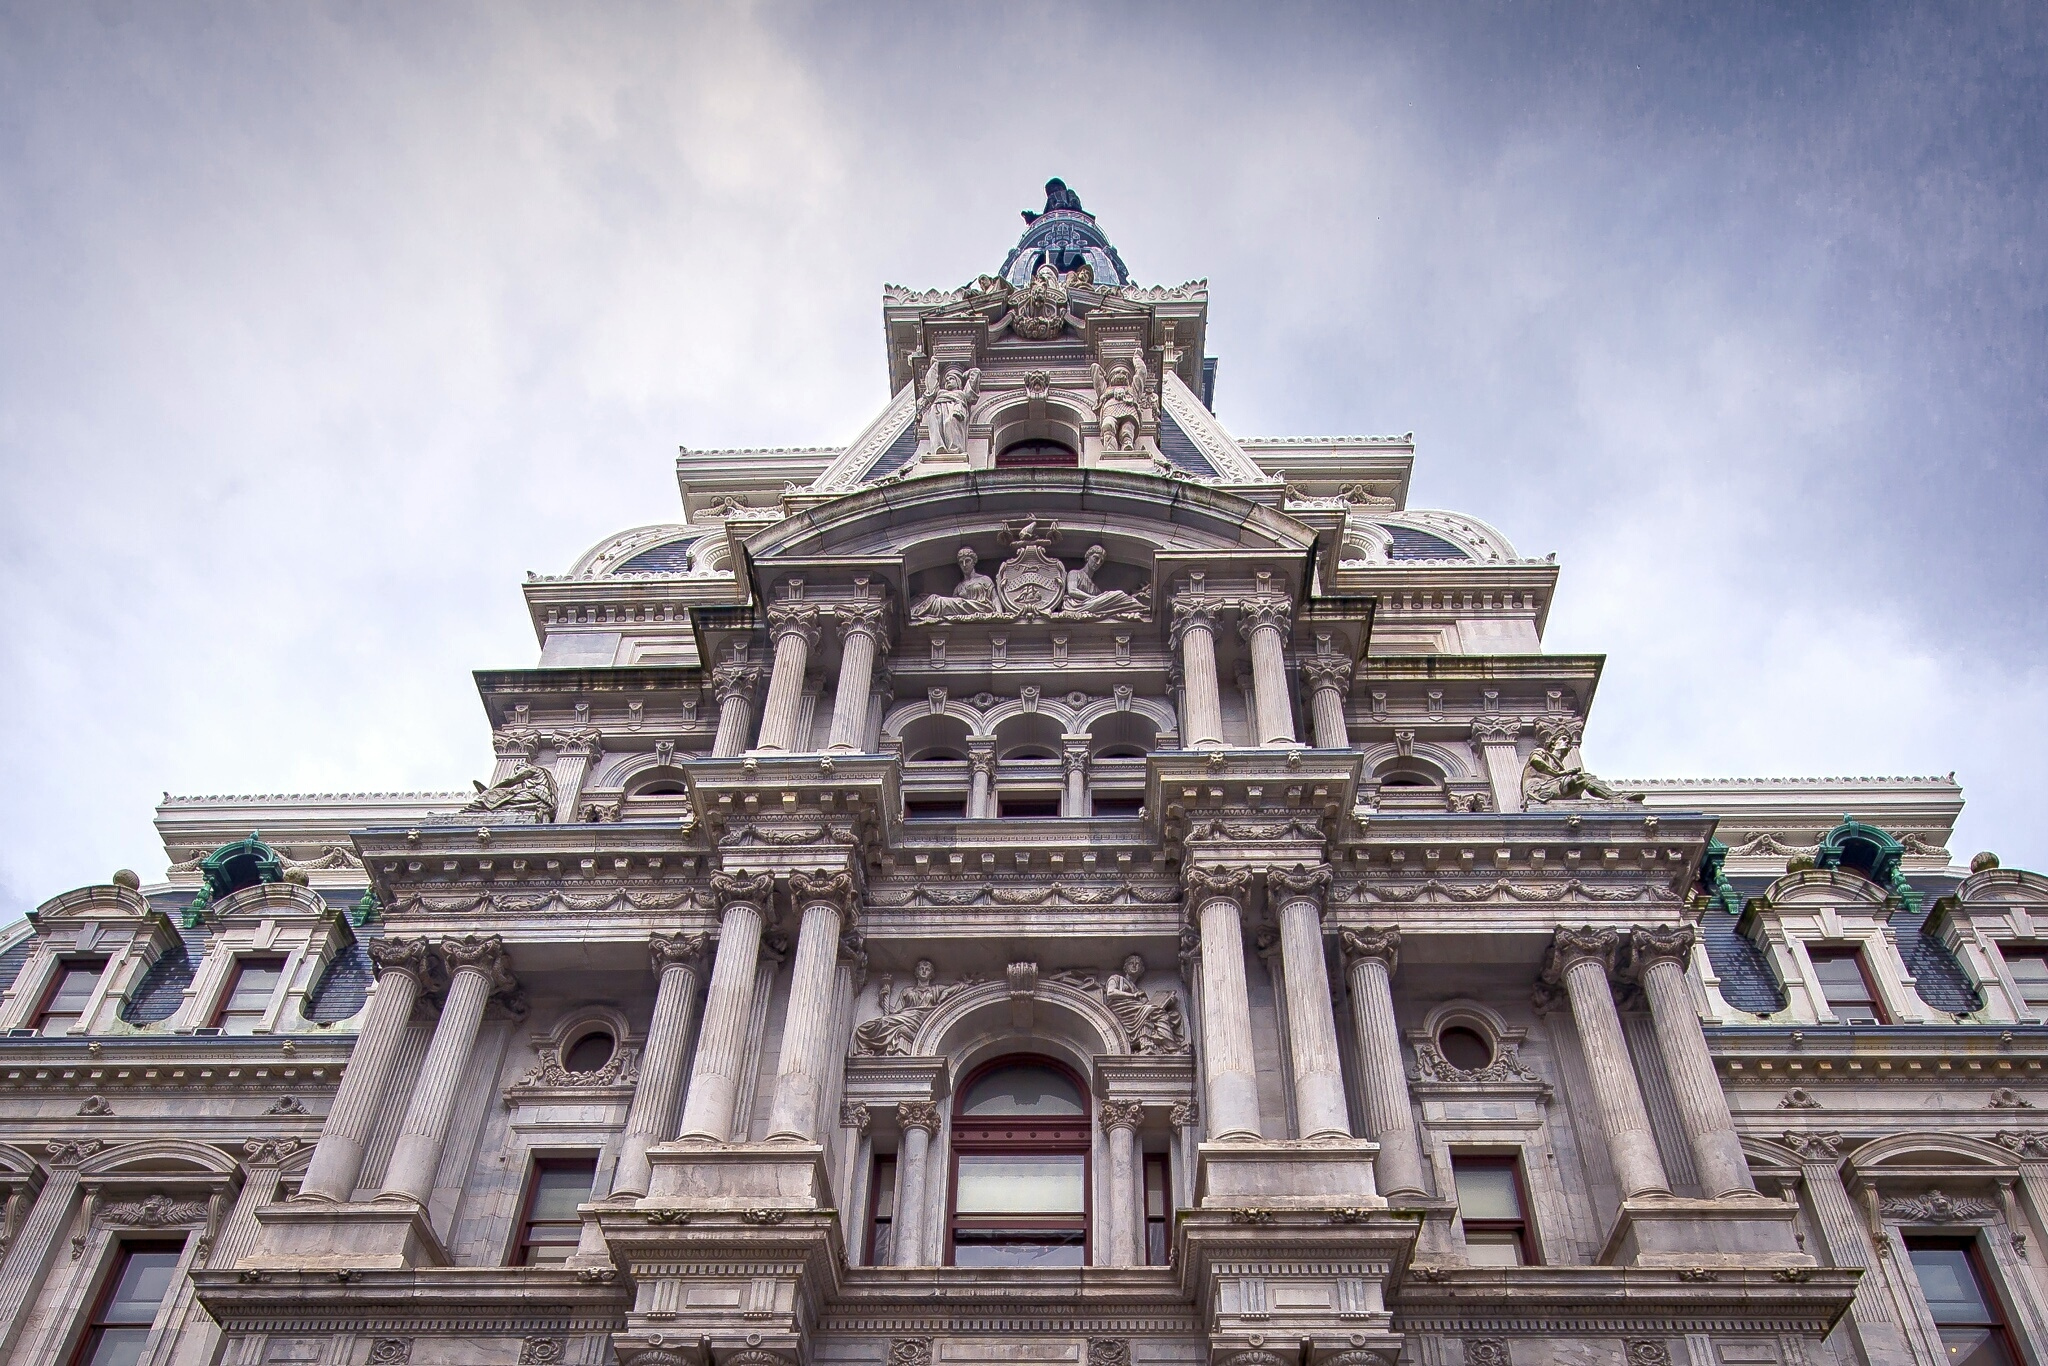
[
  {"xmin": 642, "ymin": 1140, "xmax": 832, "ymax": 1210},
  {"xmin": 1195, "ymin": 1136, "xmax": 1386, "ymax": 1209},
  {"xmin": 1598, "ymin": 1191, "xmax": 1816, "ymax": 1268}
]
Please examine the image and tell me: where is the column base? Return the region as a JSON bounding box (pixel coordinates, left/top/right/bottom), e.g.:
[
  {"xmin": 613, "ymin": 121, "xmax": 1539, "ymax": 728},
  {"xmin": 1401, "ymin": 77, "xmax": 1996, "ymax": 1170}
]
[
  {"xmin": 1196, "ymin": 1138, "xmax": 1385, "ymax": 1210},
  {"xmin": 240, "ymin": 1198, "xmax": 448, "ymax": 1270},
  {"xmin": 644, "ymin": 1141, "xmax": 831, "ymax": 1210},
  {"xmin": 1597, "ymin": 1193, "xmax": 1816, "ymax": 1268}
]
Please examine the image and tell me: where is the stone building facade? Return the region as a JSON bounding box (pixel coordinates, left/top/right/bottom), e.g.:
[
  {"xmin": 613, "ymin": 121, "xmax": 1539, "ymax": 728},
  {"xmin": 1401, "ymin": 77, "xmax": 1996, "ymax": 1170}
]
[{"xmin": 1, "ymin": 182, "xmax": 2043, "ymax": 1366}]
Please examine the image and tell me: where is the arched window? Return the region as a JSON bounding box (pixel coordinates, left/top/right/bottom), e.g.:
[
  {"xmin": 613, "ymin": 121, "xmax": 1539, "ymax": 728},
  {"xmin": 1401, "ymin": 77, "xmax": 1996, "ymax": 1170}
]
[
  {"xmin": 949, "ymin": 1057, "xmax": 1089, "ymax": 1266},
  {"xmin": 995, "ymin": 439, "xmax": 1078, "ymax": 468}
]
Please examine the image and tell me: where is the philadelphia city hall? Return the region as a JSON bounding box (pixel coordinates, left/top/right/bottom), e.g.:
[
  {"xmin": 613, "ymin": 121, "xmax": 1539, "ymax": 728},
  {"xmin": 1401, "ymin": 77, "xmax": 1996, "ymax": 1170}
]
[{"xmin": 4, "ymin": 182, "xmax": 2045, "ymax": 1366}]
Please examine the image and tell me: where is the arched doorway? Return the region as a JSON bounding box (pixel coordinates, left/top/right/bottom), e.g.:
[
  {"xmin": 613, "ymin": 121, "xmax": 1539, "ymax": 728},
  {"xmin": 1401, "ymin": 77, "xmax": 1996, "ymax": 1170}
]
[{"xmin": 947, "ymin": 1056, "xmax": 1090, "ymax": 1266}]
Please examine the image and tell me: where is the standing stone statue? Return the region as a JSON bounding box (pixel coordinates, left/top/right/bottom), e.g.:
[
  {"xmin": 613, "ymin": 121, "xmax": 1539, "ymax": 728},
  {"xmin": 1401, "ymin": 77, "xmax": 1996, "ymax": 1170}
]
[
  {"xmin": 462, "ymin": 764, "xmax": 557, "ymax": 821},
  {"xmin": 1103, "ymin": 955, "xmax": 1188, "ymax": 1055},
  {"xmin": 1092, "ymin": 353, "xmax": 1152, "ymax": 452},
  {"xmin": 852, "ymin": 959, "xmax": 976, "ymax": 1056},
  {"xmin": 918, "ymin": 359, "xmax": 981, "ymax": 455}
]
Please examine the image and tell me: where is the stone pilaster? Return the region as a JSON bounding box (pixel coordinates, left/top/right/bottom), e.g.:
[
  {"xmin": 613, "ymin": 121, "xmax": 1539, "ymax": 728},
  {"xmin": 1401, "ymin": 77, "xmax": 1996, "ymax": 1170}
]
[
  {"xmin": 827, "ymin": 605, "xmax": 889, "ymax": 752},
  {"xmin": 1300, "ymin": 658, "xmax": 1352, "ymax": 748},
  {"xmin": 676, "ymin": 872, "xmax": 775, "ymax": 1141},
  {"xmin": 1470, "ymin": 716, "xmax": 1527, "ymax": 813},
  {"xmin": 1629, "ymin": 925, "xmax": 1756, "ymax": 1197},
  {"xmin": 767, "ymin": 871, "xmax": 856, "ymax": 1141},
  {"xmin": 1268, "ymin": 864, "xmax": 1349, "ymax": 1139},
  {"xmin": 755, "ymin": 604, "xmax": 821, "ymax": 753},
  {"xmin": 300, "ymin": 936, "xmax": 432, "ymax": 1203},
  {"xmin": 1542, "ymin": 926, "xmax": 1670, "ymax": 1200},
  {"xmin": 1784, "ymin": 1131, "xmax": 1910, "ymax": 1361},
  {"xmin": 1171, "ymin": 599, "xmax": 1225, "ymax": 748},
  {"xmin": 894, "ymin": 1101, "xmax": 942, "ymax": 1267},
  {"xmin": 1061, "ymin": 736, "xmax": 1090, "ymax": 816},
  {"xmin": 213, "ymin": 1141, "xmax": 295, "ymax": 1270},
  {"xmin": 380, "ymin": 935, "xmax": 516, "ymax": 1205},
  {"xmin": 1340, "ymin": 926, "xmax": 1430, "ymax": 1198},
  {"xmin": 1101, "ymin": 1099, "xmax": 1145, "ymax": 1267},
  {"xmin": 611, "ymin": 932, "xmax": 709, "ymax": 1197},
  {"xmin": 711, "ymin": 663, "xmax": 763, "ymax": 758},
  {"xmin": 549, "ymin": 726, "xmax": 603, "ymax": 821},
  {"xmin": 490, "ymin": 728, "xmax": 542, "ymax": 784},
  {"xmin": 968, "ymin": 743, "xmax": 996, "ymax": 818},
  {"xmin": 1186, "ymin": 866, "xmax": 1260, "ymax": 1140},
  {"xmin": 1239, "ymin": 597, "xmax": 1296, "ymax": 745},
  {"xmin": 0, "ymin": 1140, "xmax": 96, "ymax": 1359}
]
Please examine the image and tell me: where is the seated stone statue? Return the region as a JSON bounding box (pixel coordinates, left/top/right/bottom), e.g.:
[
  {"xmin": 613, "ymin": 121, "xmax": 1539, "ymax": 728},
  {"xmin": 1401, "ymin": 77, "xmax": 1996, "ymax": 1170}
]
[
  {"xmin": 852, "ymin": 959, "xmax": 973, "ymax": 1056},
  {"xmin": 1521, "ymin": 732, "xmax": 1641, "ymax": 805},
  {"xmin": 1059, "ymin": 545, "xmax": 1150, "ymax": 619},
  {"xmin": 909, "ymin": 547, "xmax": 998, "ymax": 622},
  {"xmin": 463, "ymin": 764, "xmax": 558, "ymax": 821},
  {"xmin": 1103, "ymin": 955, "xmax": 1188, "ymax": 1055}
]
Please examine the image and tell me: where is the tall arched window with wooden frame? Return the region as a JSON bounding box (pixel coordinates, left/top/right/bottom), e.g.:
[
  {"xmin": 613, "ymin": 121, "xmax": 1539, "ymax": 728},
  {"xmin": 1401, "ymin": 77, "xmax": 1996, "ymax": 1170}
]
[{"xmin": 948, "ymin": 1056, "xmax": 1090, "ymax": 1266}]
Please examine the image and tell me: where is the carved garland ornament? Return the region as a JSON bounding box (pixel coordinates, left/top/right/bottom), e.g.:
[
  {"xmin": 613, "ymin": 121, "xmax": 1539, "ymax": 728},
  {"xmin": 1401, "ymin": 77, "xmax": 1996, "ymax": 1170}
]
[
  {"xmin": 98, "ymin": 1193, "xmax": 209, "ymax": 1228},
  {"xmin": 1879, "ymin": 1189, "xmax": 2000, "ymax": 1222}
]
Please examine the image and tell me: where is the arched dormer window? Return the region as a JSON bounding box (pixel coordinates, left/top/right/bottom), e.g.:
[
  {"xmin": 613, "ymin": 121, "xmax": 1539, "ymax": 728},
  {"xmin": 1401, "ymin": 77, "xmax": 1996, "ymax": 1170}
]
[
  {"xmin": 995, "ymin": 439, "xmax": 1078, "ymax": 468},
  {"xmin": 187, "ymin": 833, "xmax": 284, "ymax": 920},
  {"xmin": 948, "ymin": 1056, "xmax": 1089, "ymax": 1266}
]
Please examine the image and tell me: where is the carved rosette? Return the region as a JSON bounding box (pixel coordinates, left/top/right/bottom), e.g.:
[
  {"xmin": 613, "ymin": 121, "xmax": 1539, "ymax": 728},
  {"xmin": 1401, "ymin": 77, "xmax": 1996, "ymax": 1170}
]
[
  {"xmin": 767, "ymin": 602, "xmax": 821, "ymax": 647},
  {"xmin": 709, "ymin": 870, "xmax": 776, "ymax": 912},
  {"xmin": 1339, "ymin": 925, "xmax": 1401, "ymax": 973},
  {"xmin": 1099, "ymin": 1099, "xmax": 1144, "ymax": 1134},
  {"xmin": 1462, "ymin": 1341, "xmax": 1509, "ymax": 1366},
  {"xmin": 1087, "ymin": 1341, "xmax": 1131, "ymax": 1366},
  {"xmin": 1183, "ymin": 865, "xmax": 1253, "ymax": 907},
  {"xmin": 368, "ymin": 936, "xmax": 433, "ymax": 981},
  {"xmin": 368, "ymin": 1342, "xmax": 413, "ymax": 1365},
  {"xmin": 888, "ymin": 1341, "xmax": 933, "ymax": 1366},
  {"xmin": 840, "ymin": 1101, "xmax": 871, "ymax": 1132},
  {"xmin": 1268, "ymin": 862, "xmax": 1334, "ymax": 911},
  {"xmin": 1541, "ymin": 925, "xmax": 1621, "ymax": 982},
  {"xmin": 713, "ymin": 662, "xmax": 764, "ymax": 703},
  {"xmin": 1781, "ymin": 1131, "xmax": 1843, "ymax": 1163},
  {"xmin": 1624, "ymin": 1343, "xmax": 1672, "ymax": 1366},
  {"xmin": 1628, "ymin": 924, "xmax": 1697, "ymax": 975},
  {"xmin": 1237, "ymin": 596, "xmax": 1293, "ymax": 642},
  {"xmin": 897, "ymin": 1100, "xmax": 943, "ymax": 1135},
  {"xmin": 440, "ymin": 935, "xmax": 517, "ymax": 996},
  {"xmin": 649, "ymin": 932, "xmax": 709, "ymax": 973},
  {"xmin": 1299, "ymin": 658, "xmax": 1353, "ymax": 694}
]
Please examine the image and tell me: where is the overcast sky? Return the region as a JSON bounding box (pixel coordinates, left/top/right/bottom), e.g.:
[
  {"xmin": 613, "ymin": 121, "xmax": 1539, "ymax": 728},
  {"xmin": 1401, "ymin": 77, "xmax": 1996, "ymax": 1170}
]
[{"xmin": 3, "ymin": 3, "xmax": 2044, "ymax": 921}]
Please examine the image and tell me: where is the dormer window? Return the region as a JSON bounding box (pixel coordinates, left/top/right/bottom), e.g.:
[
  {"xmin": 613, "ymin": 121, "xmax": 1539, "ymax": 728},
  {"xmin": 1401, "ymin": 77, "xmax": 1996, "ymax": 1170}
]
[
  {"xmin": 995, "ymin": 440, "xmax": 1078, "ymax": 468},
  {"xmin": 211, "ymin": 958, "xmax": 286, "ymax": 1034},
  {"xmin": 34, "ymin": 959, "xmax": 106, "ymax": 1035},
  {"xmin": 1809, "ymin": 948, "xmax": 1885, "ymax": 1024}
]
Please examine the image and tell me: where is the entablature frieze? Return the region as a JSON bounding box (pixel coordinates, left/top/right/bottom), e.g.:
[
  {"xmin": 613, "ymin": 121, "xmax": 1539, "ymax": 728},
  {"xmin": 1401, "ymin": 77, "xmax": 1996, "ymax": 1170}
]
[
  {"xmin": 1708, "ymin": 1023, "xmax": 2048, "ymax": 1085},
  {"xmin": 1387, "ymin": 1264, "xmax": 1857, "ymax": 1336}
]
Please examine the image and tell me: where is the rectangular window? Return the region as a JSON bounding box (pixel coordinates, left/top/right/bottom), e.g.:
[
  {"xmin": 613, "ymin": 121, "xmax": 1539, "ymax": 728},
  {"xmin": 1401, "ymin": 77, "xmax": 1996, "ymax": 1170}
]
[
  {"xmin": 1809, "ymin": 948, "xmax": 1886, "ymax": 1024},
  {"xmin": 1906, "ymin": 1237, "xmax": 2018, "ymax": 1366},
  {"xmin": 950, "ymin": 1151, "xmax": 1087, "ymax": 1267},
  {"xmin": 904, "ymin": 799, "xmax": 968, "ymax": 821},
  {"xmin": 996, "ymin": 796, "xmax": 1062, "ymax": 820},
  {"xmin": 1453, "ymin": 1155, "xmax": 1534, "ymax": 1266},
  {"xmin": 512, "ymin": 1157, "xmax": 597, "ymax": 1265},
  {"xmin": 867, "ymin": 1153, "xmax": 896, "ymax": 1264},
  {"xmin": 210, "ymin": 958, "xmax": 286, "ymax": 1034},
  {"xmin": 35, "ymin": 959, "xmax": 108, "ymax": 1035},
  {"xmin": 1091, "ymin": 794, "xmax": 1146, "ymax": 818},
  {"xmin": 2003, "ymin": 949, "xmax": 2048, "ymax": 1010},
  {"xmin": 71, "ymin": 1241, "xmax": 183, "ymax": 1366},
  {"xmin": 1143, "ymin": 1153, "xmax": 1170, "ymax": 1265}
]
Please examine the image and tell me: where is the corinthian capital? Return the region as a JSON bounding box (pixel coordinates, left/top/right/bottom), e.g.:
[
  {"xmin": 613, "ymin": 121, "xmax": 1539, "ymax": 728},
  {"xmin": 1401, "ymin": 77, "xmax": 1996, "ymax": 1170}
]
[
  {"xmin": 1781, "ymin": 1130, "xmax": 1843, "ymax": 1163},
  {"xmin": 767, "ymin": 603, "xmax": 820, "ymax": 646},
  {"xmin": 1300, "ymin": 658, "xmax": 1353, "ymax": 693},
  {"xmin": 1470, "ymin": 716, "xmax": 1525, "ymax": 745},
  {"xmin": 549, "ymin": 726, "xmax": 603, "ymax": 759},
  {"xmin": 1183, "ymin": 865, "xmax": 1253, "ymax": 905},
  {"xmin": 898, "ymin": 1100, "xmax": 943, "ymax": 1135},
  {"xmin": 1268, "ymin": 863, "xmax": 1334, "ymax": 907},
  {"xmin": 790, "ymin": 868, "xmax": 858, "ymax": 915},
  {"xmin": 1628, "ymin": 924, "xmax": 1697, "ymax": 975},
  {"xmin": 1339, "ymin": 925, "xmax": 1400, "ymax": 972},
  {"xmin": 1099, "ymin": 1099, "xmax": 1144, "ymax": 1134},
  {"xmin": 1541, "ymin": 925, "xmax": 1620, "ymax": 982},
  {"xmin": 709, "ymin": 870, "xmax": 775, "ymax": 911},
  {"xmin": 440, "ymin": 934, "xmax": 517, "ymax": 994},
  {"xmin": 713, "ymin": 662, "xmax": 764, "ymax": 704},
  {"xmin": 493, "ymin": 727, "xmax": 542, "ymax": 761},
  {"xmin": 650, "ymin": 931, "xmax": 710, "ymax": 972},
  {"xmin": 368, "ymin": 935, "xmax": 433, "ymax": 981},
  {"xmin": 836, "ymin": 602, "xmax": 891, "ymax": 646},
  {"xmin": 1169, "ymin": 597, "xmax": 1216, "ymax": 647},
  {"xmin": 1237, "ymin": 597, "xmax": 1293, "ymax": 640}
]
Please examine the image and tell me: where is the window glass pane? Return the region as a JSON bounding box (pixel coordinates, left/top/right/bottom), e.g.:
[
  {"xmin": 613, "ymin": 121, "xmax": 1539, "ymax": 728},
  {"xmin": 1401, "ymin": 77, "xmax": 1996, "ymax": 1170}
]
[
  {"xmin": 1463, "ymin": 1230, "xmax": 1526, "ymax": 1267},
  {"xmin": 2006, "ymin": 952, "xmax": 2048, "ymax": 1003},
  {"xmin": 1910, "ymin": 1246, "xmax": 1995, "ymax": 1322},
  {"xmin": 872, "ymin": 1158, "xmax": 896, "ymax": 1219},
  {"xmin": 102, "ymin": 1249, "xmax": 181, "ymax": 1323},
  {"xmin": 1811, "ymin": 953, "xmax": 1873, "ymax": 997},
  {"xmin": 1145, "ymin": 1158, "xmax": 1169, "ymax": 1218},
  {"xmin": 1935, "ymin": 1328, "xmax": 2017, "ymax": 1366},
  {"xmin": 82, "ymin": 1327, "xmax": 151, "ymax": 1366},
  {"xmin": 959, "ymin": 1065, "xmax": 1084, "ymax": 1117},
  {"xmin": 50, "ymin": 964, "xmax": 104, "ymax": 1010},
  {"xmin": 952, "ymin": 1229, "xmax": 1086, "ymax": 1267},
  {"xmin": 1453, "ymin": 1163, "xmax": 1524, "ymax": 1221},
  {"xmin": 528, "ymin": 1164, "xmax": 594, "ymax": 1221},
  {"xmin": 226, "ymin": 961, "xmax": 284, "ymax": 1009},
  {"xmin": 955, "ymin": 1155, "xmax": 1085, "ymax": 1213}
]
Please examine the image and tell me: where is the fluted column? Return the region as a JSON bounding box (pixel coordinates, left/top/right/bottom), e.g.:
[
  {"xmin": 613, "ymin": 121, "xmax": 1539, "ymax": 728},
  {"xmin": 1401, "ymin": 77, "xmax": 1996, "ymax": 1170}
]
[
  {"xmin": 381, "ymin": 935, "xmax": 515, "ymax": 1205},
  {"xmin": 1543, "ymin": 927, "xmax": 1669, "ymax": 1199},
  {"xmin": 755, "ymin": 604, "xmax": 820, "ymax": 753},
  {"xmin": 550, "ymin": 727, "xmax": 602, "ymax": 821},
  {"xmin": 1239, "ymin": 598, "xmax": 1296, "ymax": 746},
  {"xmin": 611, "ymin": 932, "xmax": 710, "ymax": 1197},
  {"xmin": 676, "ymin": 872, "xmax": 775, "ymax": 1141},
  {"xmin": 1269, "ymin": 864, "xmax": 1349, "ymax": 1138},
  {"xmin": 827, "ymin": 606, "xmax": 889, "ymax": 752},
  {"xmin": 0, "ymin": 1141, "xmax": 93, "ymax": 1358},
  {"xmin": 712, "ymin": 663, "xmax": 764, "ymax": 758},
  {"xmin": 1630, "ymin": 926, "xmax": 1755, "ymax": 1197},
  {"xmin": 1187, "ymin": 867, "xmax": 1260, "ymax": 1140},
  {"xmin": 768, "ymin": 871, "xmax": 855, "ymax": 1141},
  {"xmin": 1171, "ymin": 599, "xmax": 1225, "ymax": 748},
  {"xmin": 1102, "ymin": 1100, "xmax": 1145, "ymax": 1266},
  {"xmin": 300, "ymin": 936, "xmax": 432, "ymax": 1202},
  {"xmin": 1470, "ymin": 717, "xmax": 1527, "ymax": 813},
  {"xmin": 1341, "ymin": 927, "xmax": 1430, "ymax": 1197},
  {"xmin": 894, "ymin": 1101, "xmax": 941, "ymax": 1267},
  {"xmin": 1061, "ymin": 737, "xmax": 1090, "ymax": 816},
  {"xmin": 967, "ymin": 743, "xmax": 996, "ymax": 818},
  {"xmin": 1300, "ymin": 658, "xmax": 1352, "ymax": 748}
]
